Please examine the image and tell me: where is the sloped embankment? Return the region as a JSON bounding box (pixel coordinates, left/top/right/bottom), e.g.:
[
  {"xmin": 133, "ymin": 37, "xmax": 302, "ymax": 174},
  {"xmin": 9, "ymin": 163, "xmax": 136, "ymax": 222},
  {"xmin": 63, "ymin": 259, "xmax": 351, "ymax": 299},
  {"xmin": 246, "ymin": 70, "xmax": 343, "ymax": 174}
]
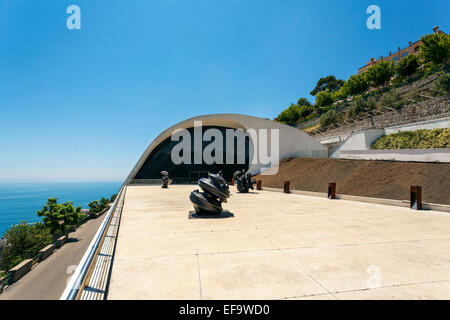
[{"xmin": 255, "ymin": 158, "xmax": 450, "ymax": 205}]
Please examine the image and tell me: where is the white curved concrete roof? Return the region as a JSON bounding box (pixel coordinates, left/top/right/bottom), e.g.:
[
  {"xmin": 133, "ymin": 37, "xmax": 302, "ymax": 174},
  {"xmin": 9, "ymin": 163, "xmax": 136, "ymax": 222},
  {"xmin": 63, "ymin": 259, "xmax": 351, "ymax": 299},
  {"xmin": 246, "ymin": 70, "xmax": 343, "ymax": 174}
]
[{"xmin": 127, "ymin": 113, "xmax": 326, "ymax": 180}]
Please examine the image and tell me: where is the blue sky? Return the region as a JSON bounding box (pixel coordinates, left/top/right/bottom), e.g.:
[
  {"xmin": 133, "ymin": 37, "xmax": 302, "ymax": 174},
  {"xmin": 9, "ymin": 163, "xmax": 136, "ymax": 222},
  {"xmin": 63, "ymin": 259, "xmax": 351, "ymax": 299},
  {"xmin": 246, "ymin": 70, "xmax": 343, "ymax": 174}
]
[{"xmin": 0, "ymin": 0, "xmax": 448, "ymax": 182}]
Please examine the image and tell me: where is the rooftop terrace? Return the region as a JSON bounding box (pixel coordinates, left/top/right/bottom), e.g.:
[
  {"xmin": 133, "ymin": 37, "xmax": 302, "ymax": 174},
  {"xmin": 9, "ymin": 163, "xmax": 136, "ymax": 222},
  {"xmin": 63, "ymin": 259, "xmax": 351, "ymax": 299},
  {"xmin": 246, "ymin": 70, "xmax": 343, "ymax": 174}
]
[{"xmin": 107, "ymin": 185, "xmax": 450, "ymax": 300}]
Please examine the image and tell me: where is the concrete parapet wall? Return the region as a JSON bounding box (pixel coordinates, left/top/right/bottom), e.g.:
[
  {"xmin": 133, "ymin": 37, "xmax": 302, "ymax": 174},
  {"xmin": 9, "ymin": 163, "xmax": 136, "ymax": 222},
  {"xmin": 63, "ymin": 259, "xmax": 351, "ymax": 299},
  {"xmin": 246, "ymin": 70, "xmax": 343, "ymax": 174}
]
[
  {"xmin": 39, "ymin": 244, "xmax": 55, "ymax": 261},
  {"xmin": 332, "ymin": 129, "xmax": 385, "ymax": 157},
  {"xmin": 385, "ymin": 117, "xmax": 450, "ymax": 134},
  {"xmin": 126, "ymin": 179, "xmax": 174, "ymax": 185},
  {"xmin": 10, "ymin": 259, "xmax": 32, "ymax": 282},
  {"xmin": 57, "ymin": 236, "xmax": 68, "ymax": 248},
  {"xmin": 338, "ymin": 149, "xmax": 450, "ymax": 163}
]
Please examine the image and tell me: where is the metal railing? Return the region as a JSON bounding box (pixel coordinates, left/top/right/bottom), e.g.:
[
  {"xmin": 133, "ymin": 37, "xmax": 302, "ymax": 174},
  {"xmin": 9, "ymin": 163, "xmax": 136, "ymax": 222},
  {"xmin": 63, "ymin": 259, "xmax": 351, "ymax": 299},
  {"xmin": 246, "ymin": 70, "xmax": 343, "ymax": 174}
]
[
  {"xmin": 60, "ymin": 186, "xmax": 126, "ymax": 300},
  {"xmin": 31, "ymin": 252, "xmax": 43, "ymax": 266},
  {"xmin": 0, "ymin": 196, "xmax": 118, "ymax": 297},
  {"xmin": 0, "ymin": 272, "xmax": 12, "ymax": 293}
]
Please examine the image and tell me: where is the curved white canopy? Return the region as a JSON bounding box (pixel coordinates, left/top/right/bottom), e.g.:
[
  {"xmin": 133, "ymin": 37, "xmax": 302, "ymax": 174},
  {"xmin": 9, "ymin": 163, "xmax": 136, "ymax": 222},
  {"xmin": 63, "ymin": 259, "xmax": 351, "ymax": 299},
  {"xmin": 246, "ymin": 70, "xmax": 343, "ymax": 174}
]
[{"xmin": 127, "ymin": 113, "xmax": 326, "ymax": 180}]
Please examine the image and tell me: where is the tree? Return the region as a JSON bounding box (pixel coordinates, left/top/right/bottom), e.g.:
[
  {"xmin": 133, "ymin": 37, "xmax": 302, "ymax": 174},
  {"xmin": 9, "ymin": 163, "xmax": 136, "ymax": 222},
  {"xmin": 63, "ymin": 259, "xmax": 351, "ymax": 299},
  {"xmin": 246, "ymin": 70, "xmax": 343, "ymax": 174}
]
[
  {"xmin": 37, "ymin": 198, "xmax": 83, "ymax": 235},
  {"xmin": 310, "ymin": 75, "xmax": 345, "ymax": 96},
  {"xmin": 315, "ymin": 91, "xmax": 335, "ymax": 112},
  {"xmin": 0, "ymin": 222, "xmax": 52, "ymax": 270},
  {"xmin": 88, "ymin": 200, "xmax": 101, "ymax": 216},
  {"xmin": 296, "ymin": 97, "xmax": 312, "ymax": 106},
  {"xmin": 275, "ymin": 98, "xmax": 317, "ymax": 125},
  {"xmin": 332, "ymin": 86, "xmax": 348, "ymax": 101},
  {"xmin": 88, "ymin": 197, "xmax": 110, "ymax": 217},
  {"xmin": 365, "ymin": 61, "xmax": 394, "ymax": 87},
  {"xmin": 110, "ymin": 194, "xmax": 118, "ymax": 202},
  {"xmin": 395, "ymin": 54, "xmax": 420, "ymax": 79},
  {"xmin": 275, "ymin": 104, "xmax": 301, "ymax": 125},
  {"xmin": 100, "ymin": 197, "xmax": 109, "ymax": 208},
  {"xmin": 420, "ymin": 33, "xmax": 450, "ymax": 66},
  {"xmin": 298, "ymin": 105, "xmax": 314, "ymax": 118},
  {"xmin": 342, "ymin": 74, "xmax": 369, "ymax": 97}
]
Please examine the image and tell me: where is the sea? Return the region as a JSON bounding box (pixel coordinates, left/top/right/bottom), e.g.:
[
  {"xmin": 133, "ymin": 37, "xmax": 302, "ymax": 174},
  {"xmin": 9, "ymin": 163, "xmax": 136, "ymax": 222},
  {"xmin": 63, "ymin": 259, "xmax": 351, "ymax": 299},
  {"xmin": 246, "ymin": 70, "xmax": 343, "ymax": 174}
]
[{"xmin": 0, "ymin": 181, "xmax": 122, "ymax": 236}]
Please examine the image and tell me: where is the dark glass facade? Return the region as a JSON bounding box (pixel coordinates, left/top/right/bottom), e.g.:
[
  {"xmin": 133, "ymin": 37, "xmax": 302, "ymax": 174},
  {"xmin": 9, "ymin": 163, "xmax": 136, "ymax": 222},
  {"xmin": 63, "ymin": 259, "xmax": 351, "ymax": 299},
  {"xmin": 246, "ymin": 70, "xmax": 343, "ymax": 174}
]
[{"xmin": 134, "ymin": 126, "xmax": 250, "ymax": 182}]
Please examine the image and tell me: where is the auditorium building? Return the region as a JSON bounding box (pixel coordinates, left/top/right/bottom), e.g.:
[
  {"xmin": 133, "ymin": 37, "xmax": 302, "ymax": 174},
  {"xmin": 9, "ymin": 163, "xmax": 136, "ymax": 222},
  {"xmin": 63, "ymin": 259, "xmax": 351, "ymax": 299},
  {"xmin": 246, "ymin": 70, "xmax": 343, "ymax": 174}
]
[{"xmin": 125, "ymin": 114, "xmax": 327, "ymax": 183}]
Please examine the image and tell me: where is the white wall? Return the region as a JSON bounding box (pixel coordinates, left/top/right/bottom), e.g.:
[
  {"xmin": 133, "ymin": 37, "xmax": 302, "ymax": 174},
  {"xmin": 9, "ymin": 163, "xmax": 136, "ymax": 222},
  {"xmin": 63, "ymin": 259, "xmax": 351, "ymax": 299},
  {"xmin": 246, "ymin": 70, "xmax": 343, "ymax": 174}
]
[
  {"xmin": 338, "ymin": 149, "xmax": 450, "ymax": 163},
  {"xmin": 385, "ymin": 117, "xmax": 450, "ymax": 135},
  {"xmin": 332, "ymin": 129, "xmax": 384, "ymax": 158},
  {"xmin": 331, "ymin": 118, "xmax": 450, "ymax": 161}
]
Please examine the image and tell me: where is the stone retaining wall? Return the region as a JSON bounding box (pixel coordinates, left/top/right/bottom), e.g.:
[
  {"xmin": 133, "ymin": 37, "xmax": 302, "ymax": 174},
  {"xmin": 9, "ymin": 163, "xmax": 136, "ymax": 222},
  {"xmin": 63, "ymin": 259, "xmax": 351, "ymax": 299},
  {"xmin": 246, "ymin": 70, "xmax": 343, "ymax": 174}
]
[
  {"xmin": 395, "ymin": 73, "xmax": 441, "ymax": 95},
  {"xmin": 296, "ymin": 74, "xmax": 442, "ymax": 132},
  {"xmin": 313, "ymin": 95, "xmax": 450, "ymax": 143}
]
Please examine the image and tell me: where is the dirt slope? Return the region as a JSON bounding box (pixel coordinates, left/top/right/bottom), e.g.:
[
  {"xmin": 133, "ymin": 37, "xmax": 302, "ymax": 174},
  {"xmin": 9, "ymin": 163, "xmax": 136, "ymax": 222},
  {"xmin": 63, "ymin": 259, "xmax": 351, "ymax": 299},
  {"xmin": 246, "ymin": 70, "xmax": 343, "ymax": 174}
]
[{"xmin": 255, "ymin": 158, "xmax": 450, "ymax": 205}]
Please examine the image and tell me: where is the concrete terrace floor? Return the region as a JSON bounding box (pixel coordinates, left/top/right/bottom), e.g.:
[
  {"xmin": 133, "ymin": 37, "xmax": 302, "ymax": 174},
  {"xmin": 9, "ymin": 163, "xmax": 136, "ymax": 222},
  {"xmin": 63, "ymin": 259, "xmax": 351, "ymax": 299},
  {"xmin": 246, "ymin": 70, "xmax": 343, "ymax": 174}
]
[{"xmin": 108, "ymin": 185, "xmax": 450, "ymax": 300}]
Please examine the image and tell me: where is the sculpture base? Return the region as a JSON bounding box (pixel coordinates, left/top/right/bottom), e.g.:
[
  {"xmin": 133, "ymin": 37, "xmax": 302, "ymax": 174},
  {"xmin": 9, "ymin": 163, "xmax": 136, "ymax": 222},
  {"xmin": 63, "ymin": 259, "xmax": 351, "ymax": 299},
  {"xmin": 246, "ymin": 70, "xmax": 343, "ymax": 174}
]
[{"xmin": 188, "ymin": 210, "xmax": 234, "ymax": 219}]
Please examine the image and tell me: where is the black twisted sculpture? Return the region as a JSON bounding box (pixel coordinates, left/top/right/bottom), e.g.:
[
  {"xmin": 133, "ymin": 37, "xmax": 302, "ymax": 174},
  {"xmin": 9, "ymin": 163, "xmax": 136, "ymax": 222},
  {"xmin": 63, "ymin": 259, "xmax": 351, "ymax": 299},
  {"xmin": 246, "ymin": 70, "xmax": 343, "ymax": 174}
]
[
  {"xmin": 161, "ymin": 171, "xmax": 169, "ymax": 188},
  {"xmin": 233, "ymin": 170, "xmax": 256, "ymax": 193},
  {"xmin": 189, "ymin": 171, "xmax": 230, "ymax": 215}
]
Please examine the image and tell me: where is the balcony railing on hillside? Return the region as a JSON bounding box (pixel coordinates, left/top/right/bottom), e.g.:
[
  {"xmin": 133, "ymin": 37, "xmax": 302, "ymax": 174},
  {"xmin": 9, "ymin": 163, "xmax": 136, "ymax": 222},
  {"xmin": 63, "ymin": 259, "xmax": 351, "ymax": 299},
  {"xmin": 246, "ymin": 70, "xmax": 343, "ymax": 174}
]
[{"xmin": 60, "ymin": 186, "xmax": 126, "ymax": 300}]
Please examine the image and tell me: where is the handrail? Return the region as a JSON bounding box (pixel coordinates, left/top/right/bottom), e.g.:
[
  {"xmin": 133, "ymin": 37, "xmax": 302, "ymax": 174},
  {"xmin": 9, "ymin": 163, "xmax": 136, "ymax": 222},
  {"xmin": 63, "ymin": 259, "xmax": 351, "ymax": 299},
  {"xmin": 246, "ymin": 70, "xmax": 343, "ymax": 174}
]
[
  {"xmin": 0, "ymin": 273, "xmax": 12, "ymax": 285},
  {"xmin": 31, "ymin": 252, "xmax": 43, "ymax": 266},
  {"xmin": 60, "ymin": 186, "xmax": 125, "ymax": 300}
]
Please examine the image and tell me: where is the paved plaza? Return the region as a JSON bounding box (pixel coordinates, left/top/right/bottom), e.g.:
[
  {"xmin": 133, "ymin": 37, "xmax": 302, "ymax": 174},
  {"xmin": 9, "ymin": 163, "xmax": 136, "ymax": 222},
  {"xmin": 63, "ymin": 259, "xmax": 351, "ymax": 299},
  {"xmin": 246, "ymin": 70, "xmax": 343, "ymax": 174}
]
[{"xmin": 108, "ymin": 185, "xmax": 450, "ymax": 300}]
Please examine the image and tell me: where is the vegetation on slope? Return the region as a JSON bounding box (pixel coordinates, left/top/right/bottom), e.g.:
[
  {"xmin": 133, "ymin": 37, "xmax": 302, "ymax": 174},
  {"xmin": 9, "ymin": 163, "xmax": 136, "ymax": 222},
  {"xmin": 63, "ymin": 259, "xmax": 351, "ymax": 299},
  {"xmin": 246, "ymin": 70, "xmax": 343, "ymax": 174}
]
[
  {"xmin": 372, "ymin": 128, "xmax": 450, "ymax": 150},
  {"xmin": 274, "ymin": 31, "xmax": 450, "ymax": 130}
]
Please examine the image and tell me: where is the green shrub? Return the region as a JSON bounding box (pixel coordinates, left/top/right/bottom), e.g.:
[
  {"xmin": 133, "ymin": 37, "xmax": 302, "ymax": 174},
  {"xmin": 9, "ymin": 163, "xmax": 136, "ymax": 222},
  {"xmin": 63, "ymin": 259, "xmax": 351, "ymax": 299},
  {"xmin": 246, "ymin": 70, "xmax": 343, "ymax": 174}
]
[
  {"xmin": 298, "ymin": 105, "xmax": 314, "ymax": 118},
  {"xmin": 436, "ymin": 73, "xmax": 450, "ymax": 92},
  {"xmin": 404, "ymin": 89, "xmax": 420, "ymax": 103},
  {"xmin": 365, "ymin": 61, "xmax": 394, "ymax": 88},
  {"xmin": 275, "ymin": 104, "xmax": 301, "ymax": 125},
  {"xmin": 320, "ymin": 110, "xmax": 339, "ymax": 128},
  {"xmin": 395, "ymin": 54, "xmax": 420, "ymax": 79},
  {"xmin": 420, "ymin": 33, "xmax": 450, "ymax": 67},
  {"xmin": 346, "ymin": 96, "xmax": 376, "ymax": 119},
  {"xmin": 275, "ymin": 102, "xmax": 316, "ymax": 125},
  {"xmin": 366, "ymin": 96, "xmax": 377, "ymax": 111},
  {"xmin": 372, "ymin": 128, "xmax": 450, "ymax": 149},
  {"xmin": 379, "ymin": 89, "xmax": 403, "ymax": 109},
  {"xmin": 332, "ymin": 86, "xmax": 348, "ymax": 101},
  {"xmin": 0, "ymin": 222, "xmax": 53, "ymax": 271},
  {"xmin": 315, "ymin": 91, "xmax": 335, "ymax": 112},
  {"xmin": 88, "ymin": 197, "xmax": 111, "ymax": 217},
  {"xmin": 342, "ymin": 74, "xmax": 369, "ymax": 97}
]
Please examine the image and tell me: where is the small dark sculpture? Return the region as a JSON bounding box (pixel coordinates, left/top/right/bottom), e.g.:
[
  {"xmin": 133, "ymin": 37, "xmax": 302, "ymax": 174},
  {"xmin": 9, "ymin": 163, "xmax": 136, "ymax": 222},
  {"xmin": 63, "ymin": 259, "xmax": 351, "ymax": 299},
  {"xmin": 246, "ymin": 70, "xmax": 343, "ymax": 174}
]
[
  {"xmin": 189, "ymin": 171, "xmax": 230, "ymax": 215},
  {"xmin": 233, "ymin": 170, "xmax": 256, "ymax": 193},
  {"xmin": 161, "ymin": 171, "xmax": 169, "ymax": 188}
]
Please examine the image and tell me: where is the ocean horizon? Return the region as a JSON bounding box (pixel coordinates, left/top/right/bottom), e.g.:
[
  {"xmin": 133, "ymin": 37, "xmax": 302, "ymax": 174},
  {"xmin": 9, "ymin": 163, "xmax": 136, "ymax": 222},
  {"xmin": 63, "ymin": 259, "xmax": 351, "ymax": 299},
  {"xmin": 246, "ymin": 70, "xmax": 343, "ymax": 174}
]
[{"xmin": 0, "ymin": 181, "xmax": 122, "ymax": 235}]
